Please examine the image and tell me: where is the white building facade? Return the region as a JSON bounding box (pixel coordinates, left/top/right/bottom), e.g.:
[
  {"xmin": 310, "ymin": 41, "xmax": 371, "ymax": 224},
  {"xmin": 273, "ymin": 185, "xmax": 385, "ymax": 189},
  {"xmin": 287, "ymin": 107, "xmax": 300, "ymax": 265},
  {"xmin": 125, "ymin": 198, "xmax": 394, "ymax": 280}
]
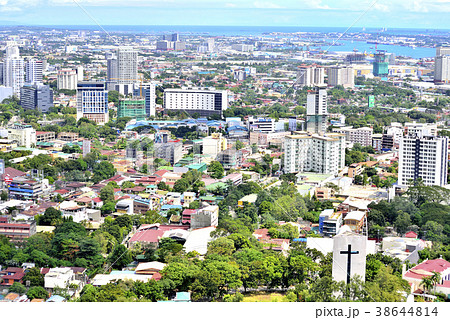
[{"xmin": 398, "ymin": 135, "xmax": 448, "ymax": 187}]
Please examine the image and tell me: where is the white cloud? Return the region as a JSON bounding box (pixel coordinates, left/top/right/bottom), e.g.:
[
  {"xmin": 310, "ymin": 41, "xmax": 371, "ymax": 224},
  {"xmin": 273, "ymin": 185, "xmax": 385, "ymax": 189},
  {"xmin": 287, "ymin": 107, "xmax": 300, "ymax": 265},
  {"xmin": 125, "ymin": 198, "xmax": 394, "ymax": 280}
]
[{"xmin": 253, "ymin": 1, "xmax": 284, "ymax": 9}]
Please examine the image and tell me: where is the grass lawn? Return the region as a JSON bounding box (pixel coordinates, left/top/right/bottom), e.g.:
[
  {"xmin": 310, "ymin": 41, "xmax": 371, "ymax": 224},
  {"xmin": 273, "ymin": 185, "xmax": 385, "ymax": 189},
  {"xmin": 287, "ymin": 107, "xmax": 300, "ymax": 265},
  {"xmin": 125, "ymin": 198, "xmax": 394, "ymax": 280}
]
[{"xmin": 242, "ymin": 292, "xmax": 286, "ymax": 302}]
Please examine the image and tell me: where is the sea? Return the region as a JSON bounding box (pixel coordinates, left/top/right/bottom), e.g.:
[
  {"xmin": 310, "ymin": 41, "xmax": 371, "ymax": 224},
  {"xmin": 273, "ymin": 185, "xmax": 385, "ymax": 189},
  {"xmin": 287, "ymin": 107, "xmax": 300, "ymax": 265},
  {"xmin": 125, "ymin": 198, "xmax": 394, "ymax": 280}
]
[{"xmin": 29, "ymin": 25, "xmax": 450, "ymax": 58}]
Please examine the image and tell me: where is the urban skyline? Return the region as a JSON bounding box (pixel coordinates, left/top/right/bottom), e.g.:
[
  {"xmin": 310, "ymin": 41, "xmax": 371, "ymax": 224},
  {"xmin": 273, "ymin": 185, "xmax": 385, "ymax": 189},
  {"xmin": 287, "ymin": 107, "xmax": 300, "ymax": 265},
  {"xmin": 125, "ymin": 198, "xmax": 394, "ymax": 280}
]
[{"xmin": 0, "ymin": 0, "xmax": 449, "ymax": 29}]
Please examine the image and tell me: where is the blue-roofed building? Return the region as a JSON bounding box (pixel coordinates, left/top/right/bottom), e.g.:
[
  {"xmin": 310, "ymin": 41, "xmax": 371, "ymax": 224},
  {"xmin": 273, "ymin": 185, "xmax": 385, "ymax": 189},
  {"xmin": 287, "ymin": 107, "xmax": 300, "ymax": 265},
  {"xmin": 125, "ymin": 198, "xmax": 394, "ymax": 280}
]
[
  {"xmin": 160, "ymin": 204, "xmax": 183, "ymax": 216},
  {"xmin": 46, "ymin": 295, "xmax": 67, "ymax": 302},
  {"xmin": 173, "ymin": 292, "xmax": 191, "ymax": 302}
]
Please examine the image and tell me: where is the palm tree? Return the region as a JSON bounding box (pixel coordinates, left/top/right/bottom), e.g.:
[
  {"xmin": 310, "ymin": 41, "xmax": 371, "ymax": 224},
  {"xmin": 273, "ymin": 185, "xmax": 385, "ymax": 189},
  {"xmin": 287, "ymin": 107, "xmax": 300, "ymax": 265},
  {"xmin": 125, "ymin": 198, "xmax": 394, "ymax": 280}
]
[
  {"xmin": 420, "ymin": 276, "xmax": 433, "ymax": 296},
  {"xmin": 430, "ymin": 271, "xmax": 441, "ymax": 294}
]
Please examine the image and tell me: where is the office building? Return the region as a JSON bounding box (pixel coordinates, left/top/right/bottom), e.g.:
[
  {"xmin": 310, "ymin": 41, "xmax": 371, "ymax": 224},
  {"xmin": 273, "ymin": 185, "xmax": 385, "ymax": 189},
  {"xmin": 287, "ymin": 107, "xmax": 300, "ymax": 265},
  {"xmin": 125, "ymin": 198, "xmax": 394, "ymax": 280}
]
[
  {"xmin": 283, "ymin": 132, "xmax": 346, "ymax": 176},
  {"xmin": 398, "ymin": 135, "xmax": 448, "ymax": 187},
  {"xmin": 3, "ymin": 44, "xmax": 24, "ymax": 98},
  {"xmin": 133, "ymin": 82, "xmax": 156, "ymax": 117},
  {"xmin": 106, "ymin": 53, "xmax": 118, "ymax": 89},
  {"xmin": 296, "ymin": 65, "xmax": 325, "ymax": 87},
  {"xmin": 156, "ymin": 41, "xmax": 172, "ymax": 51},
  {"xmin": 373, "ymin": 51, "xmax": 389, "ymax": 77},
  {"xmin": 434, "ymin": 46, "xmax": 450, "ymax": 84},
  {"xmin": 232, "ymin": 44, "xmax": 254, "ymax": 52},
  {"xmin": 76, "ymin": 82, "xmax": 109, "ymax": 124},
  {"xmin": 434, "ymin": 56, "xmax": 450, "ymax": 84},
  {"xmin": 117, "ymin": 47, "xmax": 138, "ymax": 85},
  {"xmin": 7, "ymin": 123, "xmax": 36, "ymax": 148},
  {"xmin": 57, "ymin": 68, "xmax": 82, "ymax": 90},
  {"xmin": 248, "ymin": 116, "xmax": 276, "ymax": 133},
  {"xmin": 20, "ymin": 83, "xmax": 53, "ymax": 112},
  {"xmin": 118, "ymin": 99, "xmax": 146, "ymax": 119},
  {"xmin": 163, "ymin": 87, "xmax": 227, "ymax": 116},
  {"xmin": 306, "ymin": 87, "xmax": 328, "ymax": 134},
  {"xmin": 25, "ymin": 59, "xmax": 43, "ymax": 84},
  {"xmin": 328, "ymin": 65, "xmax": 354, "ymax": 88}
]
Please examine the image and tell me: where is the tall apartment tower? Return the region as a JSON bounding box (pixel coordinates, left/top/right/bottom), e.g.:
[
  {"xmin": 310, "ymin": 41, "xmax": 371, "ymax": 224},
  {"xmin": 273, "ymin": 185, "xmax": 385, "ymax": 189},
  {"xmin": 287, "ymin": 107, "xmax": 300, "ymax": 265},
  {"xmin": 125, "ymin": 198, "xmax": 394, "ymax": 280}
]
[
  {"xmin": 398, "ymin": 135, "xmax": 448, "ymax": 187},
  {"xmin": 57, "ymin": 68, "xmax": 83, "ymax": 90},
  {"xmin": 117, "ymin": 47, "xmax": 138, "ymax": 85},
  {"xmin": 76, "ymin": 82, "xmax": 109, "ymax": 124},
  {"xmin": 283, "ymin": 132, "xmax": 345, "ymax": 176},
  {"xmin": 296, "ymin": 65, "xmax": 325, "ymax": 87},
  {"xmin": 434, "ymin": 46, "xmax": 450, "ymax": 84},
  {"xmin": 306, "ymin": 87, "xmax": 328, "ymax": 134},
  {"xmin": 3, "ymin": 44, "xmax": 24, "ymax": 98},
  {"xmin": 328, "ymin": 65, "xmax": 354, "ymax": 88},
  {"xmin": 25, "ymin": 59, "xmax": 43, "ymax": 84}
]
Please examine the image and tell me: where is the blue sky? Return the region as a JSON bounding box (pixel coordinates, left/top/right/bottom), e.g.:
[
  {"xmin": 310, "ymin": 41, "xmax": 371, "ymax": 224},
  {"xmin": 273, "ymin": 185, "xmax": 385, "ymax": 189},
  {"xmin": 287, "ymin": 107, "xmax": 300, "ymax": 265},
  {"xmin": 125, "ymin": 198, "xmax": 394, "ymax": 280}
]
[{"xmin": 0, "ymin": 0, "xmax": 449, "ymax": 29}]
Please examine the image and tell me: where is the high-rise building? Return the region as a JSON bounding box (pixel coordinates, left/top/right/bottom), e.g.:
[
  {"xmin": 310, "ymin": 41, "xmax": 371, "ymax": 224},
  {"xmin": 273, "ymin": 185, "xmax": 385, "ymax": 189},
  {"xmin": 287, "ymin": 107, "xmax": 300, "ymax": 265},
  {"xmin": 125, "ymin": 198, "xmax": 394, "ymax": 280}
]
[
  {"xmin": 25, "ymin": 59, "xmax": 43, "ymax": 84},
  {"xmin": 404, "ymin": 121, "xmax": 437, "ymax": 137},
  {"xmin": 3, "ymin": 44, "xmax": 24, "ymax": 98},
  {"xmin": 296, "ymin": 65, "xmax": 325, "ymax": 87},
  {"xmin": 106, "ymin": 52, "xmax": 118, "ymax": 90},
  {"xmin": 306, "ymin": 87, "xmax": 328, "ymax": 134},
  {"xmin": 76, "ymin": 82, "xmax": 109, "ymax": 124},
  {"xmin": 398, "ymin": 135, "xmax": 448, "ymax": 187},
  {"xmin": 436, "ymin": 46, "xmax": 450, "ymax": 57},
  {"xmin": 373, "ymin": 51, "xmax": 389, "ymax": 77},
  {"xmin": 283, "ymin": 132, "xmax": 345, "ymax": 176},
  {"xmin": 57, "ymin": 69, "xmax": 82, "ymax": 90},
  {"xmin": 434, "ymin": 55, "xmax": 450, "ymax": 84},
  {"xmin": 164, "ymin": 87, "xmax": 227, "ymax": 117},
  {"xmin": 328, "ymin": 65, "xmax": 354, "ymax": 88},
  {"xmin": 206, "ymin": 38, "xmax": 215, "ymax": 52},
  {"xmin": 117, "ymin": 47, "xmax": 138, "ymax": 85},
  {"xmin": 20, "ymin": 83, "xmax": 53, "ymax": 112}
]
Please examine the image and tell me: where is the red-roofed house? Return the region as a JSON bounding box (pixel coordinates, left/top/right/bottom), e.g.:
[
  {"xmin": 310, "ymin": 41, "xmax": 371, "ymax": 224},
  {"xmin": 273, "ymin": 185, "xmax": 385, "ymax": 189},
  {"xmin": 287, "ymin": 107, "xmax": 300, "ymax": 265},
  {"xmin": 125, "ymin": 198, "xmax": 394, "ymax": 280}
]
[
  {"xmin": 403, "ymin": 258, "xmax": 450, "ymax": 296},
  {"xmin": 1, "ymin": 167, "xmax": 27, "ymax": 182},
  {"xmin": 0, "ymin": 267, "xmax": 25, "ymax": 286},
  {"xmin": 405, "ymin": 231, "xmax": 418, "ymax": 239},
  {"xmin": 182, "ymin": 209, "xmax": 196, "ymax": 226},
  {"xmin": 92, "ymin": 197, "xmax": 103, "ymax": 209},
  {"xmin": 128, "ymin": 229, "xmax": 165, "ymax": 249}
]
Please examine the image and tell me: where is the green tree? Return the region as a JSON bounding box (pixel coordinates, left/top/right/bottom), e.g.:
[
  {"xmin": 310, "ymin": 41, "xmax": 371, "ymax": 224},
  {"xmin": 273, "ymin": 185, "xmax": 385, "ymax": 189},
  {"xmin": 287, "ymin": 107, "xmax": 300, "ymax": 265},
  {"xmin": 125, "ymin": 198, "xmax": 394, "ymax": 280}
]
[
  {"xmin": 207, "ymin": 237, "xmax": 235, "ymax": 256},
  {"xmin": 38, "ymin": 207, "xmax": 62, "ymax": 226},
  {"xmin": 394, "ymin": 211, "xmax": 411, "ymax": 236},
  {"xmin": 208, "ymin": 161, "xmax": 224, "ymax": 179},
  {"xmin": 26, "ymin": 286, "xmax": 49, "ymax": 300},
  {"xmin": 107, "ymin": 245, "xmax": 132, "ymax": 270},
  {"xmin": 9, "ymin": 282, "xmax": 27, "ymax": 295},
  {"xmin": 22, "ymin": 267, "xmax": 44, "ymax": 287}
]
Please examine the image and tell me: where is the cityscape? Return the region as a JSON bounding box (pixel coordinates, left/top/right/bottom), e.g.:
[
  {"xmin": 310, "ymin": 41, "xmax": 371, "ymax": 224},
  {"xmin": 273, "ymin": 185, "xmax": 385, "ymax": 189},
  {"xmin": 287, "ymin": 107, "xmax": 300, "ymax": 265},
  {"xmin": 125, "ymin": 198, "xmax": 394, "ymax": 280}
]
[{"xmin": 0, "ymin": 1, "xmax": 449, "ymax": 309}]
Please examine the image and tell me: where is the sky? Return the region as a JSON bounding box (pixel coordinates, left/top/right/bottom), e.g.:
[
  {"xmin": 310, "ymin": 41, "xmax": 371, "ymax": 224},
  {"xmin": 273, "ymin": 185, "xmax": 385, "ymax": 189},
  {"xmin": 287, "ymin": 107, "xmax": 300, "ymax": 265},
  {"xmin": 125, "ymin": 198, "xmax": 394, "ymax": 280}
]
[{"xmin": 0, "ymin": 0, "xmax": 449, "ymax": 29}]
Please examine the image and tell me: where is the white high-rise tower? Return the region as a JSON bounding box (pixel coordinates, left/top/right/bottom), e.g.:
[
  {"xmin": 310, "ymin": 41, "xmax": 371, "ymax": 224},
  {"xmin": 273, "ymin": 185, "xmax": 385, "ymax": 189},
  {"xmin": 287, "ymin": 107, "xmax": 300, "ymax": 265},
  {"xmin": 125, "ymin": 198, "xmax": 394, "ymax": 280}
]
[
  {"xmin": 117, "ymin": 47, "xmax": 138, "ymax": 85},
  {"xmin": 4, "ymin": 44, "xmax": 24, "ymax": 98}
]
